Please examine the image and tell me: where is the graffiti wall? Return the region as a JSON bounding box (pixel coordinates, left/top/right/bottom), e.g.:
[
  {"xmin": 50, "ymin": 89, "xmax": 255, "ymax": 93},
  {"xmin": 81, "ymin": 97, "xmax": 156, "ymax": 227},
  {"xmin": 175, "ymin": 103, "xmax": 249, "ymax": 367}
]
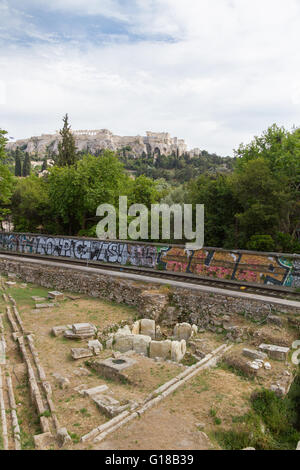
[{"xmin": 0, "ymin": 232, "xmax": 299, "ymax": 288}]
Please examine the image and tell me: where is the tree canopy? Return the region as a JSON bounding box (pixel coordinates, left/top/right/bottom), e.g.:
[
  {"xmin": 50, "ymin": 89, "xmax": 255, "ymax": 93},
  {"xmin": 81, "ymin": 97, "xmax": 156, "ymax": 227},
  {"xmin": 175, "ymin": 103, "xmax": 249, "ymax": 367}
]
[{"xmin": 1, "ymin": 122, "xmax": 300, "ymax": 253}]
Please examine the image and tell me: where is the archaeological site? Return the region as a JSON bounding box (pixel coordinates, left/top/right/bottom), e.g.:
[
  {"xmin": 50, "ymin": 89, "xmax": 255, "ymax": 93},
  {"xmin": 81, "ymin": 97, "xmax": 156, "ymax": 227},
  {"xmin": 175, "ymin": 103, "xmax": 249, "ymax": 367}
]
[
  {"xmin": 0, "ymin": 251, "xmax": 299, "ymax": 451},
  {"xmin": 1, "ymin": 0, "xmax": 300, "ymax": 458}
]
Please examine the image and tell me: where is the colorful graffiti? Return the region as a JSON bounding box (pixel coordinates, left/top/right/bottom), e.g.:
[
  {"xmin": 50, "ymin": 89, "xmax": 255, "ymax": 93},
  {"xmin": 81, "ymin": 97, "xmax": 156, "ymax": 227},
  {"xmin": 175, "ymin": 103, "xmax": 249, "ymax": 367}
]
[
  {"xmin": 0, "ymin": 232, "xmax": 299, "ymax": 288},
  {"xmin": 0, "ymin": 233, "xmax": 160, "ymax": 268}
]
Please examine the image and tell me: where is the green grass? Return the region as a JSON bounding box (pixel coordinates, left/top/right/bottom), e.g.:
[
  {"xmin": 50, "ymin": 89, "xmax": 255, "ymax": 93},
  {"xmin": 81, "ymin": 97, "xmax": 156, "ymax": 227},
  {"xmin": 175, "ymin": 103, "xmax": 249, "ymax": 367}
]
[
  {"xmin": 190, "ymin": 374, "xmax": 210, "ymax": 394},
  {"xmin": 213, "ymin": 372, "xmax": 300, "ymax": 450},
  {"xmin": 39, "ymin": 410, "xmax": 51, "ymax": 418},
  {"xmin": 68, "ymin": 432, "xmax": 80, "ymax": 444},
  {"xmin": 79, "ymin": 408, "xmax": 91, "ymax": 417},
  {"xmin": 20, "ymin": 428, "xmax": 35, "ymax": 450},
  {"xmin": 217, "ymin": 361, "xmax": 255, "ymax": 381}
]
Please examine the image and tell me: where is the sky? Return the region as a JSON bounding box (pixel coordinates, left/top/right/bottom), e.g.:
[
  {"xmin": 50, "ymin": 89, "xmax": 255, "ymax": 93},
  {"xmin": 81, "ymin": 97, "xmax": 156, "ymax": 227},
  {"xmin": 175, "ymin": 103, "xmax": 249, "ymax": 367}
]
[{"xmin": 0, "ymin": 0, "xmax": 300, "ymax": 156}]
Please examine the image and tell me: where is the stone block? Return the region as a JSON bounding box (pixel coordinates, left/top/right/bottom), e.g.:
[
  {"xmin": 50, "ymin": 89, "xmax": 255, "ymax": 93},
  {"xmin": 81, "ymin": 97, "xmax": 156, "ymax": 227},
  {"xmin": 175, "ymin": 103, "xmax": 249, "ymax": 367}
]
[
  {"xmin": 88, "ymin": 356, "xmax": 136, "ymax": 383},
  {"xmin": 72, "ymin": 323, "xmax": 95, "ymax": 334},
  {"xmin": 81, "ymin": 385, "xmax": 109, "ymax": 397},
  {"xmin": 92, "ymin": 394, "xmax": 131, "ymax": 418},
  {"xmin": 140, "ymin": 319, "xmax": 156, "ymax": 339},
  {"xmin": 32, "ymin": 296, "xmax": 46, "ymax": 302},
  {"xmin": 71, "ymin": 348, "xmax": 93, "ymax": 360},
  {"xmin": 259, "ymin": 344, "xmax": 290, "ymax": 361},
  {"xmin": 51, "ymin": 325, "xmax": 68, "ymax": 337},
  {"xmin": 48, "ymin": 291, "xmax": 64, "ymax": 301},
  {"xmin": 57, "ymin": 427, "xmax": 72, "ymax": 448},
  {"xmin": 52, "ymin": 373, "xmax": 70, "ymax": 389},
  {"xmin": 132, "ymin": 334, "xmax": 151, "ymax": 355},
  {"xmin": 40, "ymin": 416, "xmax": 50, "ymax": 433},
  {"xmin": 0, "ymin": 340, "xmax": 6, "ymax": 365},
  {"xmin": 73, "ymin": 367, "xmax": 90, "ymax": 376},
  {"xmin": 88, "ymin": 340, "xmax": 103, "ymax": 355},
  {"xmin": 171, "ymin": 340, "xmax": 186, "ymax": 362},
  {"xmin": 65, "ymin": 329, "xmax": 95, "ymax": 339},
  {"xmin": 131, "ymin": 321, "xmax": 140, "ymax": 335},
  {"xmin": 243, "ymin": 348, "xmax": 268, "ymax": 361},
  {"xmin": 114, "ymin": 334, "xmax": 134, "ymax": 353},
  {"xmin": 192, "ymin": 324, "xmax": 198, "ymax": 335},
  {"xmin": 33, "ymin": 432, "xmax": 55, "ymax": 450},
  {"xmin": 173, "ymin": 323, "xmax": 192, "ymax": 341},
  {"xmin": 149, "ymin": 340, "xmax": 172, "ymax": 359},
  {"xmin": 116, "ymin": 325, "xmax": 131, "ymax": 336},
  {"xmin": 12, "ymin": 332, "xmax": 22, "ymax": 342},
  {"xmin": 155, "ymin": 325, "xmax": 163, "ymax": 340},
  {"xmin": 36, "ymin": 303, "xmax": 55, "ymax": 309}
]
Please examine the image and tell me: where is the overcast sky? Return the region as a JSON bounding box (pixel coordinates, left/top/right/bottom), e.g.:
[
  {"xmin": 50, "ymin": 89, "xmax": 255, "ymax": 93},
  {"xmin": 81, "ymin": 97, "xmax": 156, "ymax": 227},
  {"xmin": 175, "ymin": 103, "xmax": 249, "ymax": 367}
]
[{"xmin": 0, "ymin": 0, "xmax": 300, "ymax": 156}]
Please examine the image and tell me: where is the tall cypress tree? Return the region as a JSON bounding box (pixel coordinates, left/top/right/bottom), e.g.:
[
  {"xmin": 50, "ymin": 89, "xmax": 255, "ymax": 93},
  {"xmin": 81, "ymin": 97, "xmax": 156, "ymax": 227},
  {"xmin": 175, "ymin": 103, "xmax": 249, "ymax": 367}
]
[
  {"xmin": 56, "ymin": 114, "xmax": 77, "ymax": 167},
  {"xmin": 22, "ymin": 152, "xmax": 31, "ymax": 177},
  {"xmin": 15, "ymin": 149, "xmax": 22, "ymax": 176},
  {"xmin": 41, "ymin": 156, "xmax": 48, "ymax": 172}
]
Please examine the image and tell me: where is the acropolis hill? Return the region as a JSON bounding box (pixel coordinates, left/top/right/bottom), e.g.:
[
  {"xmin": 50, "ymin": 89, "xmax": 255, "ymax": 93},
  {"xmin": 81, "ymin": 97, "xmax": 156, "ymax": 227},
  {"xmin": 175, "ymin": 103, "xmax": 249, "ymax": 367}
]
[{"xmin": 6, "ymin": 129, "xmax": 202, "ymax": 159}]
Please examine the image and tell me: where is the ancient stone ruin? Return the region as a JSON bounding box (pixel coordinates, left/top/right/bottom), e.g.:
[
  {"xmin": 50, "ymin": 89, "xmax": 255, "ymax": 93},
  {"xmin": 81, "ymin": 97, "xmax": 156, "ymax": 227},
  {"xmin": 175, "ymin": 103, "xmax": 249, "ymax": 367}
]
[{"xmin": 6, "ymin": 129, "xmax": 203, "ymax": 159}]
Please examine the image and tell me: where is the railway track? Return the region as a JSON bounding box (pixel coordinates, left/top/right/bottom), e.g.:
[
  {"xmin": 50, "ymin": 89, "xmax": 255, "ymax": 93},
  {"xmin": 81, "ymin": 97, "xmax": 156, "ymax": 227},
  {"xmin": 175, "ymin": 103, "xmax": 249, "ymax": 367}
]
[{"xmin": 1, "ymin": 251, "xmax": 300, "ymax": 302}]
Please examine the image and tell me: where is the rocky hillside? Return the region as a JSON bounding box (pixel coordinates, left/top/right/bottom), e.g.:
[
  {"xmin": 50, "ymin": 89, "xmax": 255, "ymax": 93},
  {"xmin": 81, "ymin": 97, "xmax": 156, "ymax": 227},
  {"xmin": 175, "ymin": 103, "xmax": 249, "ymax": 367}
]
[{"xmin": 6, "ymin": 129, "xmax": 202, "ymax": 159}]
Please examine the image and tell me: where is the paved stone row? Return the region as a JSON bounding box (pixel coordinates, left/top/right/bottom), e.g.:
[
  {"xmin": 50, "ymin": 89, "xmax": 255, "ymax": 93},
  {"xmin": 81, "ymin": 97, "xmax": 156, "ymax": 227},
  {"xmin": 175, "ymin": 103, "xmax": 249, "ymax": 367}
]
[
  {"xmin": 0, "ymin": 366, "xmax": 9, "ymax": 450},
  {"xmin": 3, "ymin": 289, "xmax": 70, "ymax": 449},
  {"xmin": 7, "ymin": 295, "xmax": 71, "ymax": 449},
  {"xmin": 0, "ymin": 281, "xmax": 21, "ymax": 450}
]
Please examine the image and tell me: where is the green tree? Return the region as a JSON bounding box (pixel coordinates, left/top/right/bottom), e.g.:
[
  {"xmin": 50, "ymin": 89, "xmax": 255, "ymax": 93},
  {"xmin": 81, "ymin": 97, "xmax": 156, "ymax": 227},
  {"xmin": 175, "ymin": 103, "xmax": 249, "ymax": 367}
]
[
  {"xmin": 234, "ymin": 124, "xmax": 300, "ymax": 249},
  {"xmin": 0, "ymin": 129, "xmax": 14, "ymax": 227},
  {"xmin": 11, "ymin": 175, "xmax": 49, "ymax": 232},
  {"xmin": 56, "ymin": 114, "xmax": 77, "ymax": 167},
  {"xmin": 22, "ymin": 152, "xmax": 31, "ymax": 177},
  {"xmin": 41, "ymin": 156, "xmax": 48, "ymax": 172},
  {"xmin": 128, "ymin": 175, "xmax": 160, "ymax": 208},
  {"xmin": 14, "ymin": 148, "xmax": 22, "ymax": 176},
  {"xmin": 47, "ymin": 151, "xmax": 129, "ymax": 235},
  {"xmin": 187, "ymin": 174, "xmax": 240, "ymax": 248}
]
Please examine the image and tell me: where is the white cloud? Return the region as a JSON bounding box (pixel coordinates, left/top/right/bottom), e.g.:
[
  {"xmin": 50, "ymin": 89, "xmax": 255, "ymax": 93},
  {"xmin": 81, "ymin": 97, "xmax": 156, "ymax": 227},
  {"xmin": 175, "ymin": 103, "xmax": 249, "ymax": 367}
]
[
  {"xmin": 27, "ymin": 0, "xmax": 131, "ymax": 22},
  {"xmin": 0, "ymin": 0, "xmax": 300, "ymax": 155}
]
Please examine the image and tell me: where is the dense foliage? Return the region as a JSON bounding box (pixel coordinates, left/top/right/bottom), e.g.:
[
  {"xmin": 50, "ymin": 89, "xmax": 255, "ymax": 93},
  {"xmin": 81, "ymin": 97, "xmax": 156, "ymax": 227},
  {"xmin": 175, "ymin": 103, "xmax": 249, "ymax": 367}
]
[
  {"xmin": 0, "ymin": 129, "xmax": 14, "ymax": 229},
  {"xmin": 214, "ymin": 374, "xmax": 300, "ymax": 450},
  {"xmin": 2, "ymin": 121, "xmax": 300, "ymax": 253}
]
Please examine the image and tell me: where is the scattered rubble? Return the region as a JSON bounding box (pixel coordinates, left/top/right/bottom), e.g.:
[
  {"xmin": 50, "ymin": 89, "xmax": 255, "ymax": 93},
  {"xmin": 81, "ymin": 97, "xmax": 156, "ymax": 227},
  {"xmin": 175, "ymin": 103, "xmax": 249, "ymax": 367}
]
[
  {"xmin": 52, "ymin": 373, "xmax": 70, "ymax": 390},
  {"xmin": 73, "ymin": 367, "xmax": 90, "ymax": 376}
]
